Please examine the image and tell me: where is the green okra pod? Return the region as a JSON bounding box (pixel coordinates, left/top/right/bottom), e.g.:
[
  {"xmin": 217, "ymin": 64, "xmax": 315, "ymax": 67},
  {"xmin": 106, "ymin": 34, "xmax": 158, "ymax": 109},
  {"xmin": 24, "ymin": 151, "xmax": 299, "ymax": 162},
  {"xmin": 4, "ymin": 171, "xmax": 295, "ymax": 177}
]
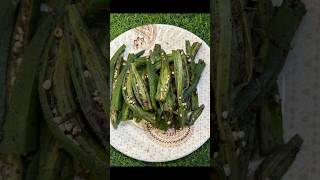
[
  {"xmin": 37, "ymin": 123, "xmax": 73, "ymax": 180},
  {"xmin": 184, "ymin": 59, "xmax": 206, "ymax": 99},
  {"xmin": 147, "ymin": 60, "xmax": 158, "ymax": 110},
  {"xmin": 0, "ymin": 0, "xmax": 21, "ymax": 132},
  {"xmin": 173, "ymin": 50, "xmax": 187, "ymax": 127},
  {"xmin": 155, "ymin": 51, "xmax": 171, "ymax": 102},
  {"xmin": 67, "ymin": 5, "xmax": 109, "ymax": 145},
  {"xmin": 173, "ymin": 50, "xmax": 184, "ymax": 106},
  {"xmin": 187, "ymin": 104, "xmax": 205, "ymax": 126},
  {"xmin": 110, "ymin": 54, "xmax": 136, "ymax": 128},
  {"xmin": 110, "ymin": 44, "xmax": 125, "ymax": 96},
  {"xmin": 232, "ymin": 0, "xmax": 306, "ymax": 117},
  {"xmin": 39, "ymin": 27, "xmax": 107, "ymax": 178},
  {"xmin": 110, "ymin": 44, "xmax": 126, "ymax": 82},
  {"xmin": 112, "ymin": 56, "xmax": 124, "ymax": 88},
  {"xmin": 181, "ymin": 50, "xmax": 190, "ymax": 93},
  {"xmin": 150, "ymin": 44, "xmax": 164, "ymax": 63},
  {"xmin": 186, "ymin": 40, "xmax": 202, "ymax": 63},
  {"xmin": 122, "ymin": 69, "xmax": 156, "ymax": 124},
  {"xmin": 191, "ymin": 91, "xmax": 199, "ymax": 111},
  {"xmin": 163, "ymin": 84, "xmax": 176, "ymax": 112},
  {"xmin": 255, "ymin": 134, "xmax": 303, "ymax": 180},
  {"xmin": 119, "ymin": 103, "xmax": 131, "ymax": 122},
  {"xmin": 131, "ymin": 63, "xmax": 153, "ymax": 110},
  {"xmin": 0, "ymin": 9, "xmax": 59, "ymax": 153},
  {"xmin": 259, "ymin": 85, "xmax": 284, "ymax": 155}
]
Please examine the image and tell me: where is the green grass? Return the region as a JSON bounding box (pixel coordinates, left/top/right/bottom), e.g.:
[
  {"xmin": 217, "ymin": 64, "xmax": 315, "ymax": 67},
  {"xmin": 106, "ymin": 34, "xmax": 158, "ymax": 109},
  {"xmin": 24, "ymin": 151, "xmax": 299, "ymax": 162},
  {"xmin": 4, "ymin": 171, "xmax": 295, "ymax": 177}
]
[{"xmin": 110, "ymin": 13, "xmax": 210, "ymax": 167}]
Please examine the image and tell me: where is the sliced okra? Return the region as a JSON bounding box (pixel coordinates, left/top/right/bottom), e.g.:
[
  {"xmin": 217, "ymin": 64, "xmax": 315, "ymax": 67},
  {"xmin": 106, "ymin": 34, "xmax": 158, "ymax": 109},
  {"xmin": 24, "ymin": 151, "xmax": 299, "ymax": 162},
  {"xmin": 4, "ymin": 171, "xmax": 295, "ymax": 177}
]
[
  {"xmin": 110, "ymin": 44, "xmax": 126, "ymax": 82},
  {"xmin": 131, "ymin": 63, "xmax": 152, "ymax": 110},
  {"xmin": 122, "ymin": 69, "xmax": 156, "ymax": 125},
  {"xmin": 155, "ymin": 51, "xmax": 171, "ymax": 102},
  {"xmin": 163, "ymin": 84, "xmax": 175, "ymax": 112},
  {"xmin": 67, "ymin": 5, "xmax": 108, "ymax": 145},
  {"xmin": 111, "ymin": 64, "xmax": 129, "ymax": 128},
  {"xmin": 112, "ymin": 56, "xmax": 124, "ymax": 87},
  {"xmin": 39, "ymin": 24, "xmax": 107, "ymax": 177},
  {"xmin": 172, "ymin": 50, "xmax": 184, "ymax": 106},
  {"xmin": 146, "ymin": 60, "xmax": 158, "ymax": 110}
]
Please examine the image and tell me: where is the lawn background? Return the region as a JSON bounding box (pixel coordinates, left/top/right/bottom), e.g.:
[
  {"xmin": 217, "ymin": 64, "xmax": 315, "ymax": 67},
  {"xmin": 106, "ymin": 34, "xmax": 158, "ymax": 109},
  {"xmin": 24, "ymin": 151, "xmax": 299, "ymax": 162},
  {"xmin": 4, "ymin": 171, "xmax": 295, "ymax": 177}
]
[{"xmin": 110, "ymin": 13, "xmax": 210, "ymax": 167}]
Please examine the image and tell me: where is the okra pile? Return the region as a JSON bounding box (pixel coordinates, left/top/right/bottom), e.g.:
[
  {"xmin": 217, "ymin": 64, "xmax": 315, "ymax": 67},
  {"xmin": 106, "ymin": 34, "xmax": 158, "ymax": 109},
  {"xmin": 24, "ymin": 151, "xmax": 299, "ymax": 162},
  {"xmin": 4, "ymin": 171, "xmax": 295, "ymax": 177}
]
[
  {"xmin": 0, "ymin": 0, "xmax": 109, "ymax": 179},
  {"xmin": 111, "ymin": 41, "xmax": 206, "ymax": 131},
  {"xmin": 212, "ymin": 0, "xmax": 306, "ymax": 179}
]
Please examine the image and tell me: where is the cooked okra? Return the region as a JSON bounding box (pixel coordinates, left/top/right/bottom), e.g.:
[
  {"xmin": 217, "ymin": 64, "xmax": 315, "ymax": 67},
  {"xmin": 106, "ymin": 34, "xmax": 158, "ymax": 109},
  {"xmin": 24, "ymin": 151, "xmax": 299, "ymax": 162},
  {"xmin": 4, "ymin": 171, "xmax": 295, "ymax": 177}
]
[{"xmin": 111, "ymin": 41, "xmax": 206, "ymax": 130}]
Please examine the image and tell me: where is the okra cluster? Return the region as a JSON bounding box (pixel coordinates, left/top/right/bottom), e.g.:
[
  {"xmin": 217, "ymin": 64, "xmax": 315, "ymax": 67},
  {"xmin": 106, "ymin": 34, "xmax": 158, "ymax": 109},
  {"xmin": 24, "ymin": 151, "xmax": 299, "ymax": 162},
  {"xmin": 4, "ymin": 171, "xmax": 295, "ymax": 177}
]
[{"xmin": 111, "ymin": 41, "xmax": 206, "ymax": 131}]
